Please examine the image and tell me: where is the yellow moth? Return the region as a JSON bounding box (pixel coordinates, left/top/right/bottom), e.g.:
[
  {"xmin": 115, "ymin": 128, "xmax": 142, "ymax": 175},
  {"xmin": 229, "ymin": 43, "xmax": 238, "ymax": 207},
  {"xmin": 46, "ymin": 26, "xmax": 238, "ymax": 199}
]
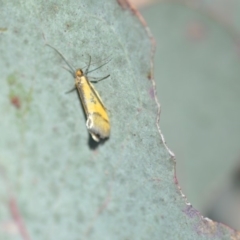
[{"xmin": 47, "ymin": 44, "xmax": 110, "ymax": 142}]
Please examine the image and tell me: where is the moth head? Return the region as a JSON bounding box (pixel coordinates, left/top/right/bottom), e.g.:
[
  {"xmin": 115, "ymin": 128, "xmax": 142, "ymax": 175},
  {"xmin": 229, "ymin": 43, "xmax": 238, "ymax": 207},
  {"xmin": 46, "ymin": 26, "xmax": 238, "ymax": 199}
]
[{"xmin": 75, "ymin": 69, "xmax": 84, "ymax": 78}]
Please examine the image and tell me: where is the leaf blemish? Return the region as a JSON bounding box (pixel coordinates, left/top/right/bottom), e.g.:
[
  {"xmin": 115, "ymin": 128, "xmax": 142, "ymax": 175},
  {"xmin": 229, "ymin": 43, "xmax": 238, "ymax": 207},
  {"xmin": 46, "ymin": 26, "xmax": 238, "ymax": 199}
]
[{"xmin": 10, "ymin": 96, "xmax": 21, "ymax": 109}]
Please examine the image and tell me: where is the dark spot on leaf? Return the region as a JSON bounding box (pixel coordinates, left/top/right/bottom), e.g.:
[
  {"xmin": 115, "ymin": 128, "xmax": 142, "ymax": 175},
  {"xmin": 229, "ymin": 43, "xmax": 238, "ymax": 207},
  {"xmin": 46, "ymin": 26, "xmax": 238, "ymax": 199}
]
[
  {"xmin": 147, "ymin": 71, "xmax": 152, "ymax": 80},
  {"xmin": 183, "ymin": 205, "xmax": 200, "ymax": 218},
  {"xmin": 149, "ymin": 87, "xmax": 154, "ymax": 100},
  {"xmin": 10, "ymin": 96, "xmax": 21, "ymax": 109},
  {"xmin": 187, "ymin": 21, "xmax": 206, "ymax": 41}
]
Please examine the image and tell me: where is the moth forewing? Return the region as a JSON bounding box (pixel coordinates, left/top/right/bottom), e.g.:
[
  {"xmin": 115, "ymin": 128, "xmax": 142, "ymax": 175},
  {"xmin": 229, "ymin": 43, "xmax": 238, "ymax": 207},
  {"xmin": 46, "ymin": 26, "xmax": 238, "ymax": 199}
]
[
  {"xmin": 75, "ymin": 73, "xmax": 110, "ymax": 142},
  {"xmin": 86, "ymin": 113, "xmax": 110, "ymax": 142},
  {"xmin": 88, "ymin": 81, "xmax": 107, "ymax": 110}
]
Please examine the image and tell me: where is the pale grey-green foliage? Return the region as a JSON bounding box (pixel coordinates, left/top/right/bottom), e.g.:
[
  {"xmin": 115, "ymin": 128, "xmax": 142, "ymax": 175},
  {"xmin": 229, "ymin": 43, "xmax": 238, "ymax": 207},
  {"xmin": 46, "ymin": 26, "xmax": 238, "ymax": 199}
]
[
  {"xmin": 142, "ymin": 3, "xmax": 240, "ymax": 231},
  {"xmin": 0, "ymin": 1, "xmax": 237, "ymax": 239}
]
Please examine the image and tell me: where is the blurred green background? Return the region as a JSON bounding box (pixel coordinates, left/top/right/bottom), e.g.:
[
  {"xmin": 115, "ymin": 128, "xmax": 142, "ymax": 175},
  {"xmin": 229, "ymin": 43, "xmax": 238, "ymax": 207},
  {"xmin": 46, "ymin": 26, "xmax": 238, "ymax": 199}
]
[{"xmin": 139, "ymin": 1, "xmax": 240, "ymax": 231}]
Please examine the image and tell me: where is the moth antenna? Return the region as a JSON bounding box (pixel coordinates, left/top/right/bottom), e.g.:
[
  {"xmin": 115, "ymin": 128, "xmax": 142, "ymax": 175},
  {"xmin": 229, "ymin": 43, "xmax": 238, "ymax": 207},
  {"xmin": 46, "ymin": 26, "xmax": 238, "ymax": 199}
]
[{"xmin": 46, "ymin": 44, "xmax": 75, "ymax": 75}]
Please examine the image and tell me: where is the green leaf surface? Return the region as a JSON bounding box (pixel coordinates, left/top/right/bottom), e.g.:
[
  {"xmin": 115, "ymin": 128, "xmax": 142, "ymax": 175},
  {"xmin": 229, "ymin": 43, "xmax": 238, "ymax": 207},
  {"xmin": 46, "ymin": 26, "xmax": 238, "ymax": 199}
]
[{"xmin": 0, "ymin": 0, "xmax": 239, "ymax": 239}]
